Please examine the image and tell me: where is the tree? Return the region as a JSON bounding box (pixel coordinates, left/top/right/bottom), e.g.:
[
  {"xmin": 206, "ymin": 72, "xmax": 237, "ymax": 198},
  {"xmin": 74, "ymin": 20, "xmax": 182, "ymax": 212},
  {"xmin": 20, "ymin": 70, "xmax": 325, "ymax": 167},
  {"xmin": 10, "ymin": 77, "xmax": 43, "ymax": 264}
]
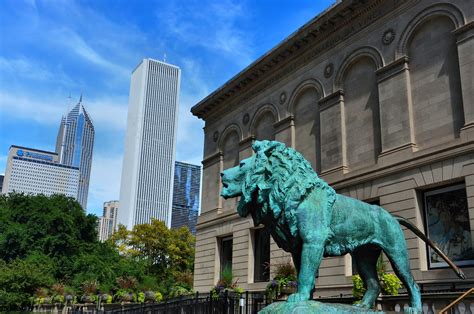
[{"xmin": 109, "ymin": 219, "xmax": 195, "ymax": 292}]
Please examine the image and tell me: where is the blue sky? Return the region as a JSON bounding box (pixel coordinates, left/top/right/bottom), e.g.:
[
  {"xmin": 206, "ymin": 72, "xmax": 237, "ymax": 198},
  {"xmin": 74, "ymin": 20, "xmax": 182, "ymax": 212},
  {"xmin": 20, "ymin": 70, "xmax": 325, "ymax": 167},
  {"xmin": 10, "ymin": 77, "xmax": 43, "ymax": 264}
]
[{"xmin": 0, "ymin": 0, "xmax": 335, "ymax": 216}]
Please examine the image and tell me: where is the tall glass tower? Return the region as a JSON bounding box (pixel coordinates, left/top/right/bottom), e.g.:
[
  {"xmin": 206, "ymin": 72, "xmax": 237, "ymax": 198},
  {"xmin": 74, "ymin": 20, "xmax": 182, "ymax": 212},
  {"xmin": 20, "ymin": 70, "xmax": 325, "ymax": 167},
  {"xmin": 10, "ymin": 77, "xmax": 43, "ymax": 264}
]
[
  {"xmin": 118, "ymin": 58, "xmax": 181, "ymax": 229},
  {"xmin": 171, "ymin": 161, "xmax": 201, "ymax": 234},
  {"xmin": 56, "ymin": 95, "xmax": 95, "ymax": 210}
]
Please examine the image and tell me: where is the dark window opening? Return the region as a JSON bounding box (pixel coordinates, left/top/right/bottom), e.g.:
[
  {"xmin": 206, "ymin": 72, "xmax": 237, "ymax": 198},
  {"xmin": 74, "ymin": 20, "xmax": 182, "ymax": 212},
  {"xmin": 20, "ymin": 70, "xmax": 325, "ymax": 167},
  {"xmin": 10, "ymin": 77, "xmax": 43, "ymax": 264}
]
[
  {"xmin": 254, "ymin": 228, "xmax": 270, "ymax": 282},
  {"xmin": 220, "ymin": 236, "xmax": 233, "ymax": 273}
]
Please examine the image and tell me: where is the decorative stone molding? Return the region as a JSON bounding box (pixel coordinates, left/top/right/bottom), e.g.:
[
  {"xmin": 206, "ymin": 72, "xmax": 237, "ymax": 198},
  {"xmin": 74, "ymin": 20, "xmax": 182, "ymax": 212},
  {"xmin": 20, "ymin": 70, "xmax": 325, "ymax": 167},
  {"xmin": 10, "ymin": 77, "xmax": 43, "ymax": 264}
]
[
  {"xmin": 324, "ymin": 63, "xmax": 334, "ymax": 78},
  {"xmin": 453, "ymin": 21, "xmax": 474, "ymax": 44},
  {"xmin": 249, "ymin": 103, "xmax": 279, "ymax": 134},
  {"xmin": 218, "ymin": 123, "xmax": 243, "ymax": 150},
  {"xmin": 239, "ymin": 136, "xmax": 255, "ymax": 150},
  {"xmin": 273, "ymin": 116, "xmax": 294, "ymax": 134},
  {"xmin": 202, "ymin": 151, "xmax": 223, "ymax": 168},
  {"xmin": 318, "ymin": 90, "xmax": 344, "ymax": 111},
  {"xmin": 382, "ymin": 28, "xmax": 396, "ymax": 45},
  {"xmin": 287, "ymin": 79, "xmax": 324, "ymax": 115},
  {"xmin": 334, "ymin": 46, "xmax": 384, "ymax": 90},
  {"xmin": 375, "ymin": 56, "xmax": 409, "ymax": 83},
  {"xmin": 396, "ymin": 3, "xmax": 465, "ymax": 57},
  {"xmin": 279, "ymin": 92, "xmax": 287, "ymax": 105},
  {"xmin": 242, "ymin": 113, "xmax": 250, "ymax": 125}
]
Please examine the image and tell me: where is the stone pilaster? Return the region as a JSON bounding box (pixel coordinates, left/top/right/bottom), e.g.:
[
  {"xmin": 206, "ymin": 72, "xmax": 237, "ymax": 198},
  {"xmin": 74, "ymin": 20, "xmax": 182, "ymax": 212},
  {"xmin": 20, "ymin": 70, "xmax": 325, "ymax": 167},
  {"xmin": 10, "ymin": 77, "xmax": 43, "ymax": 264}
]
[
  {"xmin": 376, "ymin": 56, "xmax": 416, "ymax": 165},
  {"xmin": 319, "ymin": 90, "xmax": 347, "ymax": 182},
  {"xmin": 273, "ymin": 116, "xmax": 294, "ymax": 147},
  {"xmin": 200, "ymin": 152, "xmax": 223, "ymax": 215},
  {"xmin": 454, "ymin": 22, "xmax": 474, "ymax": 142}
]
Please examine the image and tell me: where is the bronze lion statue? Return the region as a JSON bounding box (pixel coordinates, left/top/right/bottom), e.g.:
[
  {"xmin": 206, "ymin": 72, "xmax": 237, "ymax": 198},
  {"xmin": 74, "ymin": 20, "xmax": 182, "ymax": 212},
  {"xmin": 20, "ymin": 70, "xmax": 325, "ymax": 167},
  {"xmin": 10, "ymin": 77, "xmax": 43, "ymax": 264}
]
[{"xmin": 220, "ymin": 140, "xmax": 465, "ymax": 313}]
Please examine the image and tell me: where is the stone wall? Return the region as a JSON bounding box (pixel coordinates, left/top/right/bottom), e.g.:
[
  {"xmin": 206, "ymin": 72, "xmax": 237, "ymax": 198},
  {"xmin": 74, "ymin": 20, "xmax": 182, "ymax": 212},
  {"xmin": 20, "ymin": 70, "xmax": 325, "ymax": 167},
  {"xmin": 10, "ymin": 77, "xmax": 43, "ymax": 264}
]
[{"xmin": 193, "ymin": 0, "xmax": 474, "ymax": 296}]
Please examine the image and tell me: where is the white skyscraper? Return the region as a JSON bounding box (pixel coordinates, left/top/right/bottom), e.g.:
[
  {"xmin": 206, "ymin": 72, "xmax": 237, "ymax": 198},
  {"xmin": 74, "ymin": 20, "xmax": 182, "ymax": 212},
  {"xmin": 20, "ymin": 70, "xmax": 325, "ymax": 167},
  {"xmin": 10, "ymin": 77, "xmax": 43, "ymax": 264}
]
[{"xmin": 118, "ymin": 58, "xmax": 181, "ymax": 229}]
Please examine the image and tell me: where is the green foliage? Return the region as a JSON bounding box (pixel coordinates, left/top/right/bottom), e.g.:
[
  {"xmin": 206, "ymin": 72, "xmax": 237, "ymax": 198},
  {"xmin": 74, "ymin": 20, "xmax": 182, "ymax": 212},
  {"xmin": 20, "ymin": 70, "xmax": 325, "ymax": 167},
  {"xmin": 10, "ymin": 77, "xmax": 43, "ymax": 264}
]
[
  {"xmin": 109, "ymin": 220, "xmax": 195, "ymax": 296},
  {"xmin": 380, "ymin": 273, "xmax": 402, "ymax": 296},
  {"xmin": 352, "ymin": 274, "xmax": 365, "ymax": 299},
  {"xmin": 0, "ymin": 254, "xmax": 55, "ymax": 310},
  {"xmin": 0, "ymin": 194, "xmax": 196, "ymax": 309},
  {"xmin": 352, "ymin": 255, "xmax": 402, "ymax": 300}
]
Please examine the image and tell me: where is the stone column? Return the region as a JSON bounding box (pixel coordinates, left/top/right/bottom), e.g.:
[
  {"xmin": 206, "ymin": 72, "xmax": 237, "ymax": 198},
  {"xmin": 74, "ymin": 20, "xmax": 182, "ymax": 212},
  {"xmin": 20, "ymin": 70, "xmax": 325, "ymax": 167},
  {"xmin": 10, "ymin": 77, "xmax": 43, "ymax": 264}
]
[
  {"xmin": 454, "ymin": 22, "xmax": 474, "ymax": 141},
  {"xmin": 376, "ymin": 56, "xmax": 416, "ymax": 165},
  {"xmin": 273, "ymin": 116, "xmax": 294, "ymax": 147},
  {"xmin": 318, "ymin": 90, "xmax": 347, "ymax": 182}
]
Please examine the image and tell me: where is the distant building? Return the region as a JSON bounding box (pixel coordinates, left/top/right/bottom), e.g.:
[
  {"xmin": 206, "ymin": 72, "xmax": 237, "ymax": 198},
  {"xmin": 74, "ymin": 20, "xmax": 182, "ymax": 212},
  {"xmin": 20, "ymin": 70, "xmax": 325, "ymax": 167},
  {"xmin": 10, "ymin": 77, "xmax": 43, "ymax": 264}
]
[
  {"xmin": 1, "ymin": 146, "xmax": 79, "ymax": 198},
  {"xmin": 118, "ymin": 59, "xmax": 181, "ymax": 229},
  {"xmin": 56, "ymin": 95, "xmax": 95, "ymax": 210},
  {"xmin": 0, "ymin": 175, "xmax": 3, "ymax": 193},
  {"xmin": 171, "ymin": 161, "xmax": 201, "ymax": 234},
  {"xmin": 97, "ymin": 200, "xmax": 119, "ymax": 241}
]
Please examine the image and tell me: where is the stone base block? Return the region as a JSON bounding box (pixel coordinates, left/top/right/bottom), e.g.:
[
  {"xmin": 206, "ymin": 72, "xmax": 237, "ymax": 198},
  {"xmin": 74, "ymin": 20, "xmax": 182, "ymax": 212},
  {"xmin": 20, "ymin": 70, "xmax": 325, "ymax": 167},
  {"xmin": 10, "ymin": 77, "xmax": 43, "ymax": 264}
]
[{"xmin": 259, "ymin": 300, "xmax": 381, "ymax": 313}]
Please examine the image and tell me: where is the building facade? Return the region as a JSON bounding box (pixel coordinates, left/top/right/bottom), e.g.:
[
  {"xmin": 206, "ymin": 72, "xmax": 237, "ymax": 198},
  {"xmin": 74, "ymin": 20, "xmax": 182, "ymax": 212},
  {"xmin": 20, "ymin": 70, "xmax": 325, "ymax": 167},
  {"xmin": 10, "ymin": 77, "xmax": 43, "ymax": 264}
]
[
  {"xmin": 2, "ymin": 146, "xmax": 79, "ymax": 198},
  {"xmin": 97, "ymin": 200, "xmax": 119, "ymax": 241},
  {"xmin": 171, "ymin": 161, "xmax": 201, "ymax": 234},
  {"xmin": 118, "ymin": 59, "xmax": 181, "ymax": 229},
  {"xmin": 191, "ymin": 0, "xmax": 474, "ymax": 297},
  {"xmin": 0, "ymin": 175, "xmax": 3, "ymax": 193},
  {"xmin": 56, "ymin": 96, "xmax": 95, "ymax": 210}
]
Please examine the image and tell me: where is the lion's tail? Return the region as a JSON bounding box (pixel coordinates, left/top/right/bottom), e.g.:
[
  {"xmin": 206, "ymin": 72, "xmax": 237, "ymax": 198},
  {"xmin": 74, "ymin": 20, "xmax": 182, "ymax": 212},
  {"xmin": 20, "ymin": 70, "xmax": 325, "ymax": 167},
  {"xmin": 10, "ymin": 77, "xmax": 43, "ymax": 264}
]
[{"xmin": 393, "ymin": 215, "xmax": 466, "ymax": 280}]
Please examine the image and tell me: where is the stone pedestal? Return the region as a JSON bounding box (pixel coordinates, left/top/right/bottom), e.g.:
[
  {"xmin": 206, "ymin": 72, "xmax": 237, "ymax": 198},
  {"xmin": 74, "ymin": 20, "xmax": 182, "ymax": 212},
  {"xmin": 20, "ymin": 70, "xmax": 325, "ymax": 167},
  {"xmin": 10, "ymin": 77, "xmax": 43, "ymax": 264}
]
[{"xmin": 259, "ymin": 301, "xmax": 382, "ymax": 314}]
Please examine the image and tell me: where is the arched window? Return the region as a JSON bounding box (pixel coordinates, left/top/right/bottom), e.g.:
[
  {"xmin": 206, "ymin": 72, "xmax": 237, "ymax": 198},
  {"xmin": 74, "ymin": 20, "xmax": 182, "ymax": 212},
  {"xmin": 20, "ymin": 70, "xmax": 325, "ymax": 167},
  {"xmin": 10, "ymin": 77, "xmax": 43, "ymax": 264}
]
[
  {"xmin": 253, "ymin": 110, "xmax": 275, "ymax": 141},
  {"xmin": 221, "ymin": 129, "xmax": 240, "ymax": 211},
  {"xmin": 408, "ymin": 16, "xmax": 464, "ymax": 148},
  {"xmin": 342, "ymin": 56, "xmax": 381, "ymax": 169}
]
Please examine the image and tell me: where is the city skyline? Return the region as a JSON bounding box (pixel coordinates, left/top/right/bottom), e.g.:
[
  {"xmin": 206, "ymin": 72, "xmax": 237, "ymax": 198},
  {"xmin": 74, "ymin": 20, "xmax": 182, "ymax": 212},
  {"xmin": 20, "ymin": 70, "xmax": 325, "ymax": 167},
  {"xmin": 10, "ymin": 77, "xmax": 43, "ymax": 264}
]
[
  {"xmin": 0, "ymin": 0, "xmax": 335, "ymax": 216},
  {"xmin": 118, "ymin": 59, "xmax": 180, "ymax": 229}
]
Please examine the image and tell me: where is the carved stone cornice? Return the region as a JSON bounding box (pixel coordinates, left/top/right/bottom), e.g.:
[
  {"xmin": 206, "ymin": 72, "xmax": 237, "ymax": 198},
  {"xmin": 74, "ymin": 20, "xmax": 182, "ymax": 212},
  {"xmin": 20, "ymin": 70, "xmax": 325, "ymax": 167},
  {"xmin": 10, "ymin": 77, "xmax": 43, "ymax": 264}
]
[
  {"xmin": 191, "ymin": 0, "xmax": 416, "ymax": 121},
  {"xmin": 273, "ymin": 116, "xmax": 294, "ymax": 134},
  {"xmin": 453, "ymin": 21, "xmax": 474, "ymax": 45},
  {"xmin": 239, "ymin": 136, "xmax": 255, "ymax": 150},
  {"xmin": 202, "ymin": 151, "xmax": 222, "ymax": 168},
  {"xmin": 319, "ymin": 90, "xmax": 344, "ymax": 111},
  {"xmin": 376, "ymin": 56, "xmax": 409, "ymax": 83}
]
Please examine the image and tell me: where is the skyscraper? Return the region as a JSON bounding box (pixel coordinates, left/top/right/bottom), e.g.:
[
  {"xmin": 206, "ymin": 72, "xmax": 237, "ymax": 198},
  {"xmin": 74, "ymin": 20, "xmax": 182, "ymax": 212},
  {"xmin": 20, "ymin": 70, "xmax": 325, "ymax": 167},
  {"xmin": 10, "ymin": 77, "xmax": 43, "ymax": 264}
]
[
  {"xmin": 118, "ymin": 59, "xmax": 181, "ymax": 229},
  {"xmin": 171, "ymin": 161, "xmax": 201, "ymax": 235},
  {"xmin": 56, "ymin": 96, "xmax": 95, "ymax": 210}
]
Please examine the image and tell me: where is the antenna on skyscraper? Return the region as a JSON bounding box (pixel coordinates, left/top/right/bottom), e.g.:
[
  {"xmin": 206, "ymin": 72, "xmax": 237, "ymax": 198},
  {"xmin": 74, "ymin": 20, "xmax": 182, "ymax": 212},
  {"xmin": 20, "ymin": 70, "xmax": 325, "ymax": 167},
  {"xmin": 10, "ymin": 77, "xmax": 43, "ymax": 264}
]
[
  {"xmin": 163, "ymin": 53, "xmax": 167, "ymax": 63},
  {"xmin": 79, "ymin": 92, "xmax": 83, "ymax": 104}
]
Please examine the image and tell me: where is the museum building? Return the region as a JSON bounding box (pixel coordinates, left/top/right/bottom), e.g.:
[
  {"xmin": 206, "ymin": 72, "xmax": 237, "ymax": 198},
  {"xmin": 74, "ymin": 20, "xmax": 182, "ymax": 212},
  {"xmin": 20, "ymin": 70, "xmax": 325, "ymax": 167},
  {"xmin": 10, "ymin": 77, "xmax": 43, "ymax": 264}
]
[{"xmin": 191, "ymin": 0, "xmax": 474, "ymax": 297}]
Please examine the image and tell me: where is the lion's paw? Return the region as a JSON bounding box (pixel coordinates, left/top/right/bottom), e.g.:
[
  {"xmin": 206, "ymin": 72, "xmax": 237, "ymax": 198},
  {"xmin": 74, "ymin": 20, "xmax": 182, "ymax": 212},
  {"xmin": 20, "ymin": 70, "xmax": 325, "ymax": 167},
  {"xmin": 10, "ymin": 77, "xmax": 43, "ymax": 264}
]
[
  {"xmin": 287, "ymin": 292, "xmax": 310, "ymax": 303},
  {"xmin": 354, "ymin": 303, "xmax": 371, "ymax": 309},
  {"xmin": 404, "ymin": 307, "xmax": 422, "ymax": 314}
]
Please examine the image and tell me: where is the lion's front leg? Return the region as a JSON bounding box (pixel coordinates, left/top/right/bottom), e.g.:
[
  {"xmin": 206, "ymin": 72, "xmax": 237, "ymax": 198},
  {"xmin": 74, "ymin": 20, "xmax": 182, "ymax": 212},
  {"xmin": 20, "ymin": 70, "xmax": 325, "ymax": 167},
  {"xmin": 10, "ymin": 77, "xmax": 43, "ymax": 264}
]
[{"xmin": 287, "ymin": 242, "xmax": 324, "ymax": 302}]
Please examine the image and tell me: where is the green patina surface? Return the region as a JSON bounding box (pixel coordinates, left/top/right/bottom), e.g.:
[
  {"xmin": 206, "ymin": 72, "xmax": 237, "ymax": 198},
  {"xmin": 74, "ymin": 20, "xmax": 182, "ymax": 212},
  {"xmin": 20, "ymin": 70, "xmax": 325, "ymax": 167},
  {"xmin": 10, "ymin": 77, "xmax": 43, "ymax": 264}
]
[
  {"xmin": 220, "ymin": 140, "xmax": 465, "ymax": 314},
  {"xmin": 259, "ymin": 300, "xmax": 382, "ymax": 314}
]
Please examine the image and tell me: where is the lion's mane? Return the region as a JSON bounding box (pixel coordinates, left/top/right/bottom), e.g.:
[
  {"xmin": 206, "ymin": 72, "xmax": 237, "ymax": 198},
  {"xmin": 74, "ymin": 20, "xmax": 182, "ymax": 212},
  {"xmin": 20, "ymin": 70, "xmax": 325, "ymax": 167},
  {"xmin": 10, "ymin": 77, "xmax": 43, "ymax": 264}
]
[{"xmin": 237, "ymin": 140, "xmax": 336, "ymax": 238}]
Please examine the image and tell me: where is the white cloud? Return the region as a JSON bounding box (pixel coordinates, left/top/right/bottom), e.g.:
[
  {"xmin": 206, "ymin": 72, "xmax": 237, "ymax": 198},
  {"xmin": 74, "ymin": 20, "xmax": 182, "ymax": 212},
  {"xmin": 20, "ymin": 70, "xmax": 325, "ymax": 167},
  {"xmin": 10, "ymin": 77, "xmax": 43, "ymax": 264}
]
[
  {"xmin": 52, "ymin": 28, "xmax": 130, "ymax": 80},
  {"xmin": 0, "ymin": 91, "xmax": 128, "ymax": 131},
  {"xmin": 0, "ymin": 91, "xmax": 63, "ymax": 125},
  {"xmin": 156, "ymin": 0, "xmax": 254, "ymax": 67}
]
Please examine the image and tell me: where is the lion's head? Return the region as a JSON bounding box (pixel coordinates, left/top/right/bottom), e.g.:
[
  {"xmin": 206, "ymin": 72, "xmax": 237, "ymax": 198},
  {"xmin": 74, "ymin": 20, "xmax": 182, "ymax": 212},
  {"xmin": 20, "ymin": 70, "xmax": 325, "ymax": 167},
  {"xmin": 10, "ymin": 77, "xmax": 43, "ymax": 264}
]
[{"xmin": 221, "ymin": 140, "xmax": 335, "ymax": 237}]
